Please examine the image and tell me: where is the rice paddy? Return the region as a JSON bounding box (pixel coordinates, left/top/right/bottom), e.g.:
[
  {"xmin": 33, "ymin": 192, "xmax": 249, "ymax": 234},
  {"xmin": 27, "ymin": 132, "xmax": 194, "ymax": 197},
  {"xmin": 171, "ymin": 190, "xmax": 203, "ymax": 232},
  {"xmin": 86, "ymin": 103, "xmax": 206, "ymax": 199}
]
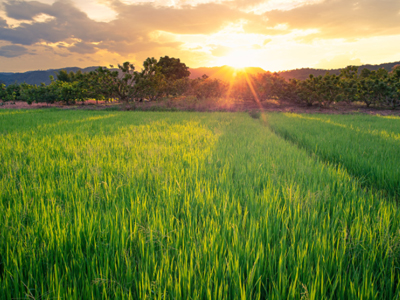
[
  {"xmin": 0, "ymin": 110, "xmax": 399, "ymax": 299},
  {"xmin": 268, "ymin": 112, "xmax": 400, "ymax": 197}
]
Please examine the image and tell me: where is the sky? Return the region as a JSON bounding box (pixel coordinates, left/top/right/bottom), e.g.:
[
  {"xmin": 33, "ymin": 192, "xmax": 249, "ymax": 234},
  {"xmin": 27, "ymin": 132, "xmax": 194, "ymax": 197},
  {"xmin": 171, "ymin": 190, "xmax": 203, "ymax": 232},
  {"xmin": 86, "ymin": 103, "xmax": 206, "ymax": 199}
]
[{"xmin": 0, "ymin": 0, "xmax": 399, "ymax": 72}]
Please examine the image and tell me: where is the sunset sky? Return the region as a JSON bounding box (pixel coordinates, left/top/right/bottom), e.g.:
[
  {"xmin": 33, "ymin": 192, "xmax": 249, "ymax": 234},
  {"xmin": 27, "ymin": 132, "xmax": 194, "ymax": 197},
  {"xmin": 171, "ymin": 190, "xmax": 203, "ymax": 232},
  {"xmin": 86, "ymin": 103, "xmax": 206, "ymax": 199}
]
[{"xmin": 0, "ymin": 0, "xmax": 399, "ymax": 72}]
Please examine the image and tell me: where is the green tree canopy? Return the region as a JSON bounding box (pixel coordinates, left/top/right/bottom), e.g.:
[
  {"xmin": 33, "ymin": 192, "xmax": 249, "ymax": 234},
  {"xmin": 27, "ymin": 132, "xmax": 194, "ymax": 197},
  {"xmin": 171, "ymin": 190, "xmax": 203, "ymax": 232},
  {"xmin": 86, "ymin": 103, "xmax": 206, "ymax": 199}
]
[
  {"xmin": 55, "ymin": 70, "xmax": 82, "ymax": 82},
  {"xmin": 156, "ymin": 56, "xmax": 190, "ymax": 80}
]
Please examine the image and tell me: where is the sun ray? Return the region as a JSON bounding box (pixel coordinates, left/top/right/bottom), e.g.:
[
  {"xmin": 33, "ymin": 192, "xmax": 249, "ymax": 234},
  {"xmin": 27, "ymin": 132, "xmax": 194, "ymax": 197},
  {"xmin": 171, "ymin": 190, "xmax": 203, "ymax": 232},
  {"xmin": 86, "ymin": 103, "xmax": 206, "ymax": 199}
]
[
  {"xmin": 243, "ymin": 70, "xmax": 268, "ymax": 124},
  {"xmin": 243, "ymin": 71, "xmax": 262, "ymax": 110}
]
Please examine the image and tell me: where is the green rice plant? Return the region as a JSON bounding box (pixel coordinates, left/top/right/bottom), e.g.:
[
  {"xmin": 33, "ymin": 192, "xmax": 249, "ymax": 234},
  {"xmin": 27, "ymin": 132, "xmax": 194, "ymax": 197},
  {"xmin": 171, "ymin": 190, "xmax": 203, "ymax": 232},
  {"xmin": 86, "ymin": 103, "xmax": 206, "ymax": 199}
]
[
  {"xmin": 0, "ymin": 110, "xmax": 399, "ymax": 299},
  {"xmin": 268, "ymin": 112, "xmax": 400, "ymax": 197},
  {"xmin": 294, "ymin": 113, "xmax": 400, "ymax": 138}
]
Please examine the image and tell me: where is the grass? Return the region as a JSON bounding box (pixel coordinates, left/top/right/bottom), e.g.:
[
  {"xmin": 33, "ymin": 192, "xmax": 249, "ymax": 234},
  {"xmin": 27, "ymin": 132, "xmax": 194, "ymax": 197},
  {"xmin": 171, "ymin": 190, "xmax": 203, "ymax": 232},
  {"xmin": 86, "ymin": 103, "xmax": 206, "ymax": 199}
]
[
  {"xmin": 268, "ymin": 112, "xmax": 400, "ymax": 197},
  {"xmin": 0, "ymin": 110, "xmax": 399, "ymax": 299}
]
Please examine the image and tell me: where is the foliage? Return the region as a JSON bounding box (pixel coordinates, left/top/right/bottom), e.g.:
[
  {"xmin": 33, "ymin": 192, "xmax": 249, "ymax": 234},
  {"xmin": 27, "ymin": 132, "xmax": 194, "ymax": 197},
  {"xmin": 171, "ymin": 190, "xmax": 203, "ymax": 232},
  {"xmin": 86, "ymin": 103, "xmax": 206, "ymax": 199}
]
[
  {"xmin": 55, "ymin": 69, "xmax": 83, "ymax": 83},
  {"xmin": 54, "ymin": 80, "xmax": 87, "ymax": 105},
  {"xmin": 165, "ymin": 77, "xmax": 190, "ymax": 97},
  {"xmin": 156, "ymin": 56, "xmax": 190, "ymax": 80},
  {"xmin": 18, "ymin": 79, "xmax": 81, "ymax": 105},
  {"xmin": 279, "ymin": 66, "xmax": 400, "ymax": 108},
  {"xmin": 2, "ymin": 83, "xmax": 21, "ymax": 101},
  {"xmin": 188, "ymin": 74, "xmax": 228, "ymax": 99},
  {"xmin": 0, "ymin": 83, "xmax": 6, "ymax": 100},
  {"xmin": 134, "ymin": 57, "xmax": 166, "ymax": 101},
  {"xmin": 84, "ymin": 63, "xmax": 137, "ymax": 103},
  {"xmin": 77, "ymin": 58, "xmax": 183, "ymax": 103}
]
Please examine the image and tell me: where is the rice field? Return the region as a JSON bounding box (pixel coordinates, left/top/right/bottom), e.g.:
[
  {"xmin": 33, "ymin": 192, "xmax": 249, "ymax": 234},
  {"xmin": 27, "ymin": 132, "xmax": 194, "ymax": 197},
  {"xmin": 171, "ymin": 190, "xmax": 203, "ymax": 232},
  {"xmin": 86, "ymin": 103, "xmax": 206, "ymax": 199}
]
[
  {"xmin": 0, "ymin": 109, "xmax": 399, "ymax": 299},
  {"xmin": 268, "ymin": 112, "xmax": 400, "ymax": 197}
]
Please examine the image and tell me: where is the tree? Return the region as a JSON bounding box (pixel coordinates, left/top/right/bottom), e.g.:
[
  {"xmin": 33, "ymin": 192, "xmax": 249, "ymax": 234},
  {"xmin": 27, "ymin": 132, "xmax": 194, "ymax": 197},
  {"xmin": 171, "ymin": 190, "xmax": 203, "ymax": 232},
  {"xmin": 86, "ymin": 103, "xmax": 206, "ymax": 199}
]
[
  {"xmin": 385, "ymin": 73, "xmax": 400, "ymax": 109},
  {"xmin": 188, "ymin": 75, "xmax": 227, "ymax": 100},
  {"xmin": 318, "ymin": 73, "xmax": 342, "ymax": 106},
  {"xmin": 339, "ymin": 66, "xmax": 359, "ymax": 103},
  {"xmin": 156, "ymin": 56, "xmax": 190, "ymax": 80},
  {"xmin": 40, "ymin": 82, "xmax": 58, "ymax": 105},
  {"xmin": 83, "ymin": 58, "xmax": 172, "ymax": 103},
  {"xmin": 112, "ymin": 62, "xmax": 138, "ymax": 102},
  {"xmin": 134, "ymin": 57, "xmax": 166, "ymax": 101},
  {"xmin": 360, "ymin": 68, "xmax": 372, "ymax": 78},
  {"xmin": 4, "ymin": 83, "xmax": 21, "ymax": 101},
  {"xmin": 0, "ymin": 83, "xmax": 6, "ymax": 101},
  {"xmin": 166, "ymin": 78, "xmax": 190, "ymax": 97},
  {"xmin": 391, "ymin": 65, "xmax": 400, "ymax": 75},
  {"xmin": 55, "ymin": 70, "xmax": 81, "ymax": 82},
  {"xmin": 340, "ymin": 66, "xmax": 359, "ymax": 80},
  {"xmin": 19, "ymin": 83, "xmax": 37, "ymax": 104},
  {"xmin": 82, "ymin": 64, "xmax": 134, "ymax": 103}
]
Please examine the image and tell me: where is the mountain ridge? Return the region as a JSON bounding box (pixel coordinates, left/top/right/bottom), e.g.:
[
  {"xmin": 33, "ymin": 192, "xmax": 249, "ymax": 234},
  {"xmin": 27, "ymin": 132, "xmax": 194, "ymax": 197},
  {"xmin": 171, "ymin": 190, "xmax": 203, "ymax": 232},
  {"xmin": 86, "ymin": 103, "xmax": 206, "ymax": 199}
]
[
  {"xmin": 277, "ymin": 61, "xmax": 400, "ymax": 81},
  {"xmin": 0, "ymin": 67, "xmax": 101, "ymax": 86},
  {"xmin": 1, "ymin": 61, "xmax": 399, "ymax": 85}
]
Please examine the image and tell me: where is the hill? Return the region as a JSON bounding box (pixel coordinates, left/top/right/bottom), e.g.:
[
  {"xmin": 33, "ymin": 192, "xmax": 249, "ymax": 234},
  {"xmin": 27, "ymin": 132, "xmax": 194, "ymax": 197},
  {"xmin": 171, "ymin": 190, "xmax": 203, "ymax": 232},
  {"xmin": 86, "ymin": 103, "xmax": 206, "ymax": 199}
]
[
  {"xmin": 0, "ymin": 65, "xmax": 267, "ymax": 86},
  {"xmin": 190, "ymin": 61, "xmax": 400, "ymax": 81},
  {"xmin": 1, "ymin": 61, "xmax": 400, "ymax": 85},
  {"xmin": 278, "ymin": 61, "xmax": 400, "ymax": 81},
  {"xmin": 0, "ymin": 67, "xmax": 100, "ymax": 85}
]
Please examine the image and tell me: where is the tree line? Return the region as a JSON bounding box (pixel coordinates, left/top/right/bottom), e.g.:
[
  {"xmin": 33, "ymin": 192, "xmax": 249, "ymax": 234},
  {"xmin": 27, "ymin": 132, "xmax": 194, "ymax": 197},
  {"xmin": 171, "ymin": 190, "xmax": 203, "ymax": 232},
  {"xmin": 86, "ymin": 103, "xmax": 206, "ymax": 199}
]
[
  {"xmin": 1, "ymin": 57, "xmax": 400, "ymax": 109},
  {"xmin": 0, "ymin": 56, "xmax": 193, "ymax": 105},
  {"xmin": 229, "ymin": 65, "xmax": 400, "ymax": 109},
  {"xmin": 283, "ymin": 65, "xmax": 400, "ymax": 108}
]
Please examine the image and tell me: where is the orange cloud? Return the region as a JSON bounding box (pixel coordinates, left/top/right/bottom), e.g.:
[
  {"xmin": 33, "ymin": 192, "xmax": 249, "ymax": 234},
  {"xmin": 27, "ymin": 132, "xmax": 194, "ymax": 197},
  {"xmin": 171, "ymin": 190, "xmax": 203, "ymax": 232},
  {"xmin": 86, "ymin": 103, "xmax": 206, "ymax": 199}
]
[
  {"xmin": 0, "ymin": 0, "xmax": 399, "ymax": 72},
  {"xmin": 264, "ymin": 0, "xmax": 400, "ymax": 40}
]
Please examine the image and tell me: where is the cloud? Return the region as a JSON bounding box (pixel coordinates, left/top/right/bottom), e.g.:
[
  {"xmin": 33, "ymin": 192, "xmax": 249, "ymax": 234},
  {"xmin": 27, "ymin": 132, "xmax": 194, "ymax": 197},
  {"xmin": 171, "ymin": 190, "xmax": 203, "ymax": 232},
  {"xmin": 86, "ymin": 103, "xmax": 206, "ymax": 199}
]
[
  {"xmin": 188, "ymin": 46, "xmax": 203, "ymax": 51},
  {"xmin": 0, "ymin": 17, "xmax": 8, "ymax": 28},
  {"xmin": 315, "ymin": 54, "xmax": 362, "ymax": 69},
  {"xmin": 231, "ymin": 0, "xmax": 268, "ymax": 9},
  {"xmin": 243, "ymin": 22, "xmax": 291, "ymax": 35},
  {"xmin": 0, "ymin": 44, "xmax": 29, "ymax": 57},
  {"xmin": 68, "ymin": 42, "xmax": 98, "ymax": 54},
  {"xmin": 264, "ymin": 0, "xmax": 400, "ymax": 40},
  {"xmin": 0, "ymin": 1, "xmax": 108, "ymax": 45},
  {"xmin": 0, "ymin": 0, "xmax": 399, "ymax": 71},
  {"xmin": 109, "ymin": 1, "xmax": 264, "ymax": 35},
  {"xmin": 210, "ymin": 45, "xmax": 232, "ymax": 57},
  {"xmin": 263, "ymin": 38, "xmax": 272, "ymax": 45},
  {"xmin": 3, "ymin": 0, "xmax": 51, "ymax": 20},
  {"xmin": 0, "ymin": 0, "xmax": 272, "ymax": 59}
]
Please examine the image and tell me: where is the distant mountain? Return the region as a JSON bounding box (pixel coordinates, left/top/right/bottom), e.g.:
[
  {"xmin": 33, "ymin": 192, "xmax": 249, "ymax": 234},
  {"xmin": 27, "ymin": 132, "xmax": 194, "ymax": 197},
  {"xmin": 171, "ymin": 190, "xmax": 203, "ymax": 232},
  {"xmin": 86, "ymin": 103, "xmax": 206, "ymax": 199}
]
[
  {"xmin": 0, "ymin": 65, "xmax": 266, "ymax": 86},
  {"xmin": 277, "ymin": 61, "xmax": 400, "ymax": 81},
  {"xmin": 0, "ymin": 66, "xmax": 101, "ymax": 85},
  {"xmin": 1, "ymin": 61, "xmax": 400, "ymax": 85},
  {"xmin": 189, "ymin": 65, "xmax": 266, "ymax": 82}
]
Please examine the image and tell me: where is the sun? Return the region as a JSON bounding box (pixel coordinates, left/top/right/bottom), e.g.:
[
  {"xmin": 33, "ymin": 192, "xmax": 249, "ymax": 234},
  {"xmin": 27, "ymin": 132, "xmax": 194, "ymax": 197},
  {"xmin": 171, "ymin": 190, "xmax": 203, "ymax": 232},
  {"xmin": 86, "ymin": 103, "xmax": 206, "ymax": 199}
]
[{"xmin": 216, "ymin": 50, "xmax": 259, "ymax": 69}]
